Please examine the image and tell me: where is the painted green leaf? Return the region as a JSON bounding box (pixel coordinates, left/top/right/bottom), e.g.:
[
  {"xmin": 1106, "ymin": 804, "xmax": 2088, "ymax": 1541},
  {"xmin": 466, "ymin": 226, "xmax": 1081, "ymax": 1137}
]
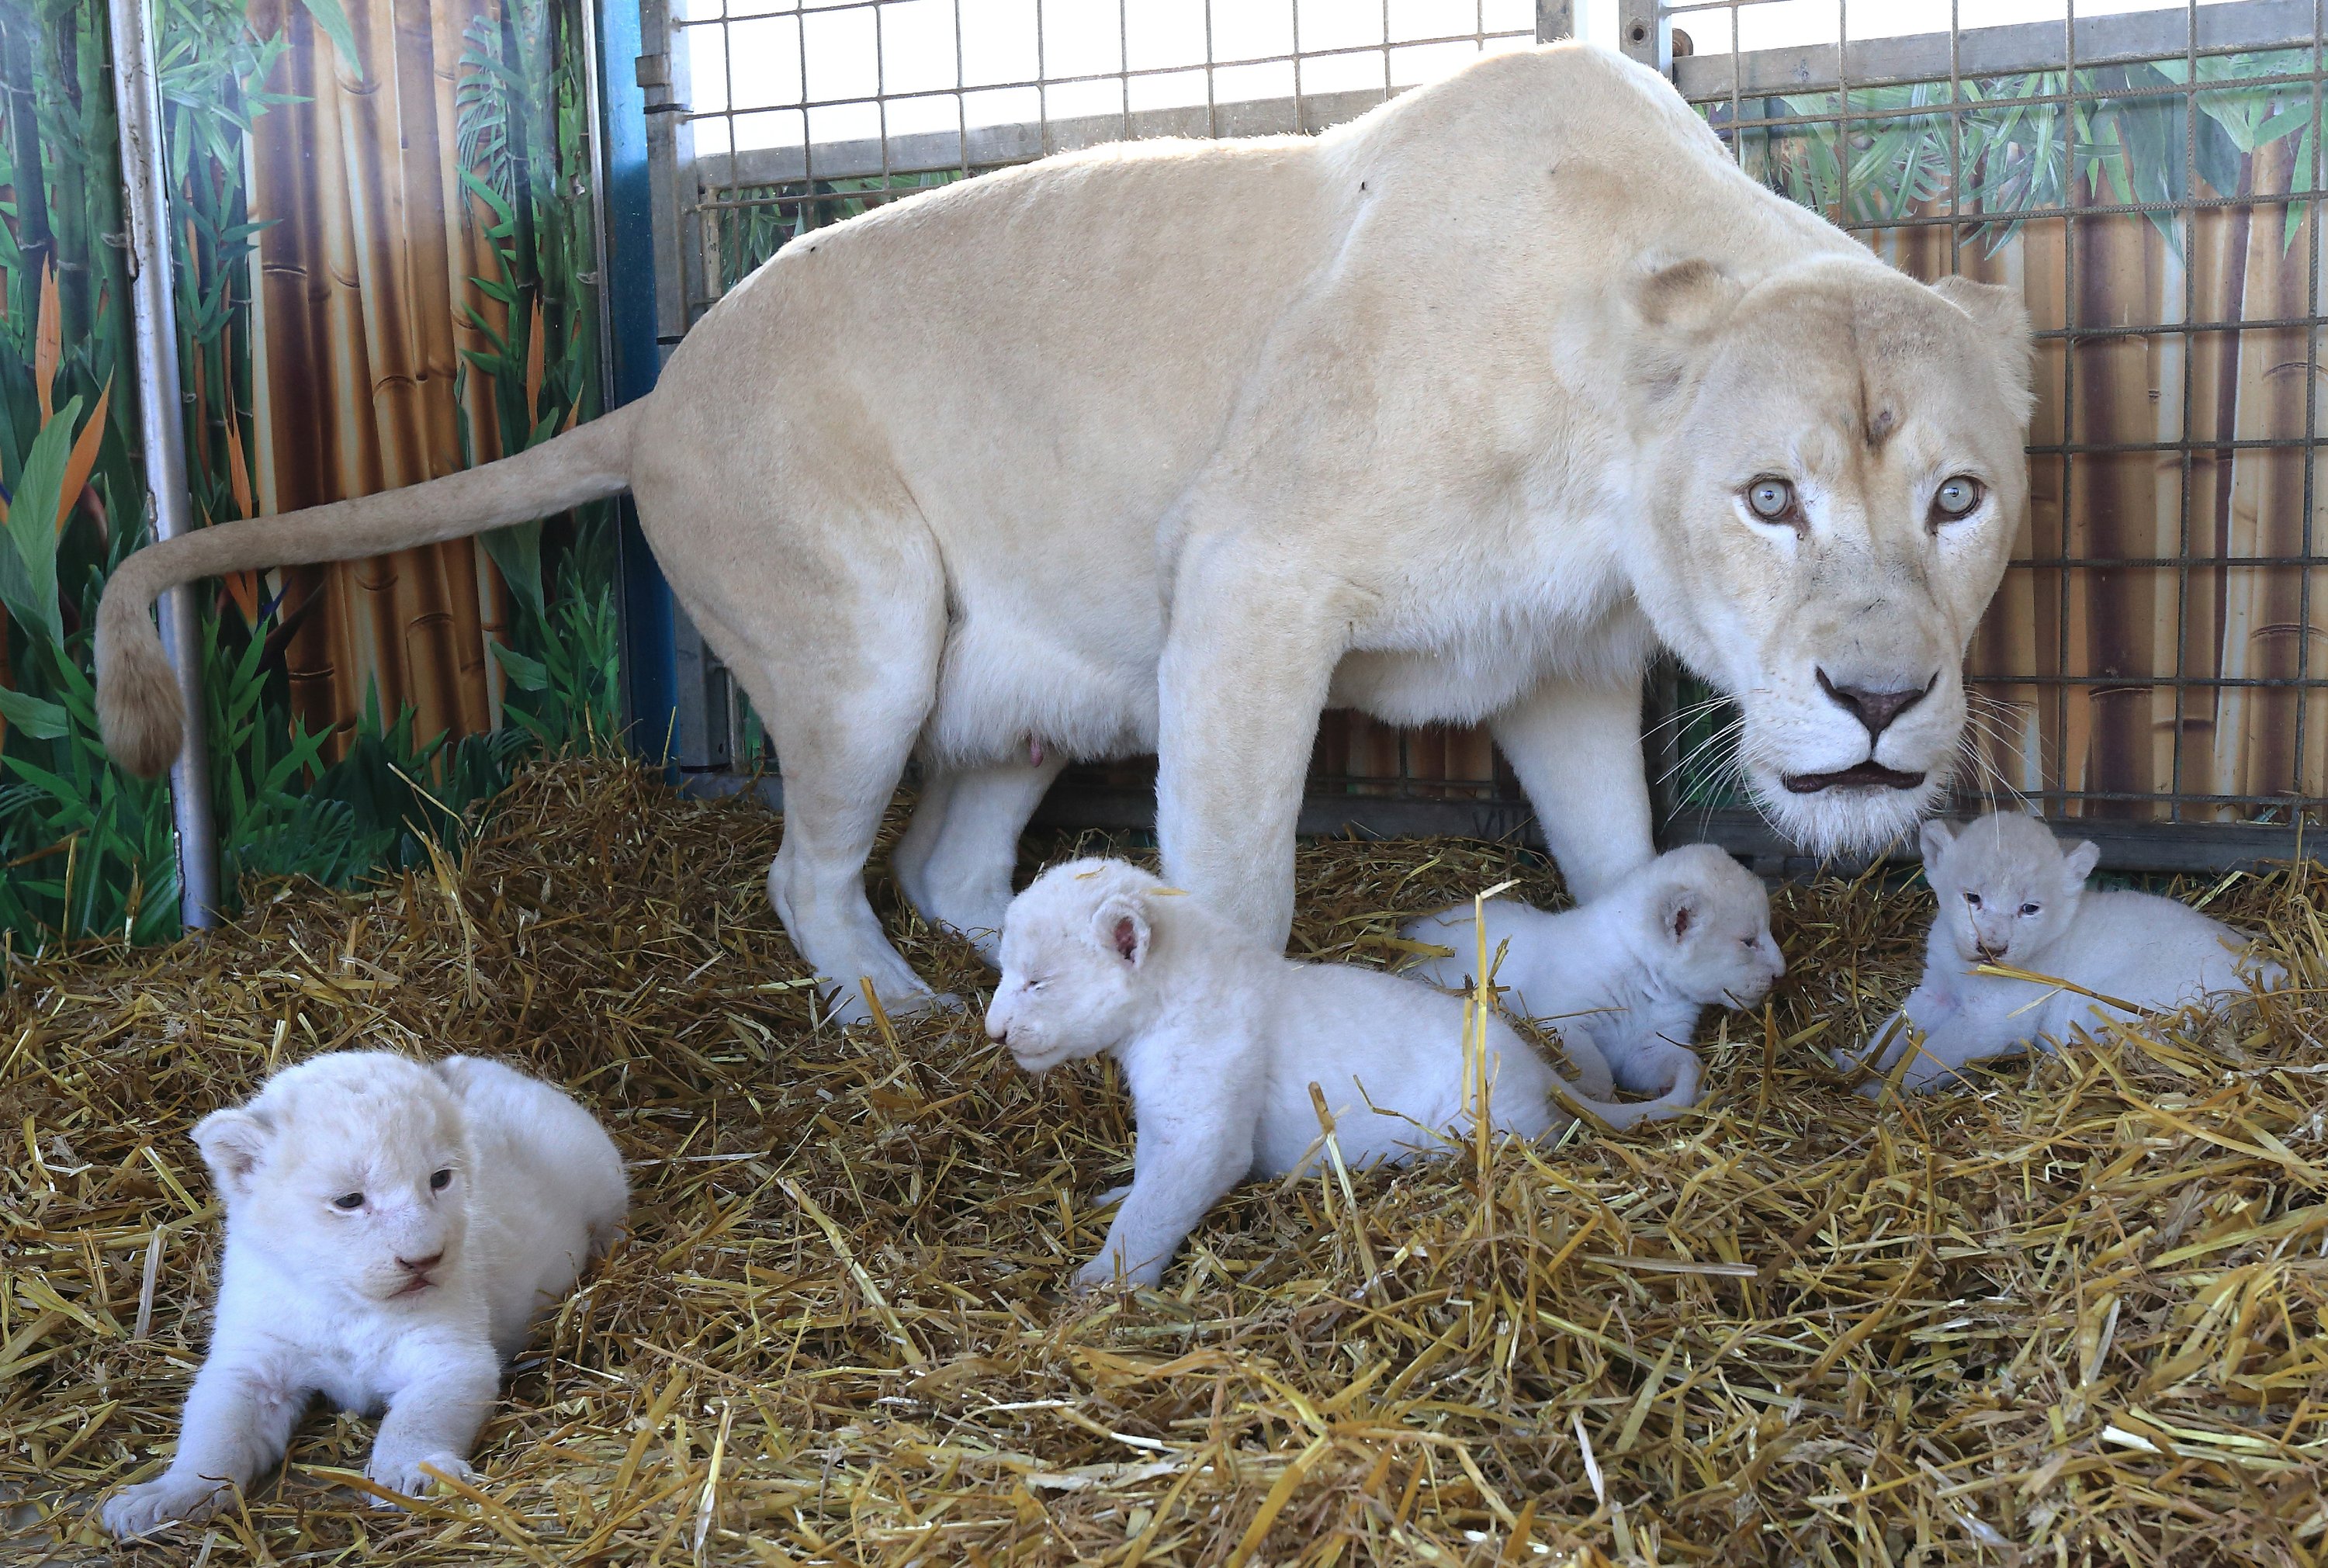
[
  {"xmin": 298, "ymin": 0, "xmax": 362, "ymax": 71},
  {"xmin": 0, "ymin": 683, "xmax": 70, "ymax": 740},
  {"xmin": 0, "ymin": 396, "xmax": 84, "ymax": 647},
  {"xmin": 481, "ymin": 517, "xmax": 545, "ymax": 619},
  {"xmin": 489, "ymin": 637, "xmax": 549, "ymax": 691}
]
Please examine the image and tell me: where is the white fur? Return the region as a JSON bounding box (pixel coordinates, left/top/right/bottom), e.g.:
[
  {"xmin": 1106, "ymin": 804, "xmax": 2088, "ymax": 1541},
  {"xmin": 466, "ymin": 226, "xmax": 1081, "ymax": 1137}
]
[
  {"xmin": 1836, "ymin": 812, "xmax": 2288, "ymax": 1095},
  {"xmin": 1399, "ymin": 845, "xmax": 1786, "ymax": 1106},
  {"xmin": 101, "ymin": 1052, "xmax": 627, "ymax": 1539},
  {"xmin": 95, "ymin": 45, "xmax": 2034, "ymax": 1028},
  {"xmin": 986, "ymin": 858, "xmax": 1699, "ymax": 1291}
]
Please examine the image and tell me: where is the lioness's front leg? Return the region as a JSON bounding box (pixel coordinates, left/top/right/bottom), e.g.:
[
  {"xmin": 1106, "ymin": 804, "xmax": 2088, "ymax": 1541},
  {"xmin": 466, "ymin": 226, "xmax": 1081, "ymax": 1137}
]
[
  {"xmin": 1490, "ymin": 673, "xmax": 1656, "ymax": 903},
  {"xmin": 1155, "ymin": 550, "xmax": 1356, "ymax": 945}
]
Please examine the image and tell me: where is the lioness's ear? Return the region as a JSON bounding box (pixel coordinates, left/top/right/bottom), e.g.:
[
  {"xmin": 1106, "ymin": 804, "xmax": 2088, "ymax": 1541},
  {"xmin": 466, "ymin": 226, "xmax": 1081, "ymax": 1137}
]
[
  {"xmin": 192, "ymin": 1106, "xmax": 275, "ymax": 1200},
  {"xmin": 1931, "ymin": 275, "xmax": 2035, "ymax": 427},
  {"xmin": 2061, "ymin": 839, "xmax": 2101, "ymax": 887},
  {"xmin": 1091, "ymin": 895, "xmax": 1151, "ymax": 966},
  {"xmin": 1917, "ymin": 819, "xmax": 1957, "ymax": 866},
  {"xmin": 1623, "ymin": 258, "xmax": 1746, "ymax": 414}
]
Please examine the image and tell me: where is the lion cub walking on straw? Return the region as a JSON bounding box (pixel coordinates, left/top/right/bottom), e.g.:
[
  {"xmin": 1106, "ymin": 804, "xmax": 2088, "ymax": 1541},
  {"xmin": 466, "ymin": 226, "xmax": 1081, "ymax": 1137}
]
[
  {"xmin": 102, "ymin": 1051, "xmax": 628, "ymax": 1539},
  {"xmin": 985, "ymin": 858, "xmax": 1699, "ymax": 1291},
  {"xmin": 1398, "ymin": 845, "xmax": 1786, "ymax": 1109},
  {"xmin": 1836, "ymin": 811, "xmax": 2287, "ymax": 1095}
]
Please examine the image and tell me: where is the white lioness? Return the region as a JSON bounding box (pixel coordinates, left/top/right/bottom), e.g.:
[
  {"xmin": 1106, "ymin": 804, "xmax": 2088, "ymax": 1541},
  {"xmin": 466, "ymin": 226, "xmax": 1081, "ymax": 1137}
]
[
  {"xmin": 1399, "ymin": 844, "xmax": 1785, "ymax": 1106},
  {"xmin": 1835, "ymin": 812, "xmax": 2288, "ymax": 1095},
  {"xmin": 94, "ymin": 44, "xmax": 2032, "ymax": 1025},
  {"xmin": 101, "ymin": 1052, "xmax": 627, "ymax": 1538},
  {"xmin": 986, "ymin": 858, "xmax": 1697, "ymax": 1290}
]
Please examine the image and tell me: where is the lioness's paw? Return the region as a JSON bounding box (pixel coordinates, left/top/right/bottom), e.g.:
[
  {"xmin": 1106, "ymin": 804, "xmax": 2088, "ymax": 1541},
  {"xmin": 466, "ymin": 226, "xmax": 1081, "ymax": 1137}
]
[
  {"xmin": 366, "ymin": 1452, "xmax": 474, "ymax": 1506},
  {"xmin": 102, "ymin": 1474, "xmax": 230, "ymax": 1539}
]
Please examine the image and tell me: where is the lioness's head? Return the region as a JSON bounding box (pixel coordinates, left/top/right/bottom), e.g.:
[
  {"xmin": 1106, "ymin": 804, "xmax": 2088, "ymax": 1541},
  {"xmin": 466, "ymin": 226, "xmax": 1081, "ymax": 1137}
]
[
  {"xmin": 194, "ymin": 1051, "xmax": 475, "ymax": 1308},
  {"xmin": 1623, "ymin": 254, "xmax": 2033, "ymax": 856}
]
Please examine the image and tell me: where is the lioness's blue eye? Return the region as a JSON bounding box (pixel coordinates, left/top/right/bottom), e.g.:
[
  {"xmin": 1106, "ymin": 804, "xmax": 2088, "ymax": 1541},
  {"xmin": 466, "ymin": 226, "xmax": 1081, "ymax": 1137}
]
[
  {"xmin": 1745, "ymin": 477, "xmax": 1796, "ymax": 521},
  {"xmin": 332, "ymin": 1192, "xmax": 365, "ymax": 1211},
  {"xmin": 1932, "ymin": 475, "xmax": 1984, "ymax": 521}
]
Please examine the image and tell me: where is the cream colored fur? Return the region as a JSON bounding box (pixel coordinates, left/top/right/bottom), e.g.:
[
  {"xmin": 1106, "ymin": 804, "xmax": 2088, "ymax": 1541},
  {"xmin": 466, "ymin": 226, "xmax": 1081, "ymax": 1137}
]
[
  {"xmin": 986, "ymin": 858, "xmax": 1697, "ymax": 1290},
  {"xmin": 1400, "ymin": 844, "xmax": 1785, "ymax": 1106},
  {"xmin": 99, "ymin": 1051, "xmax": 627, "ymax": 1539},
  {"xmin": 93, "ymin": 44, "xmax": 2032, "ymax": 1026},
  {"xmin": 1836, "ymin": 812, "xmax": 2288, "ymax": 1095}
]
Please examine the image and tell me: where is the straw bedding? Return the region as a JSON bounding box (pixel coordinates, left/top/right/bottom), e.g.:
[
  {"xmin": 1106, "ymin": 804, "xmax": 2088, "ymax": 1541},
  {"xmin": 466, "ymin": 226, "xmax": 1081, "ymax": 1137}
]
[{"xmin": 6, "ymin": 756, "xmax": 2326, "ymax": 1566}]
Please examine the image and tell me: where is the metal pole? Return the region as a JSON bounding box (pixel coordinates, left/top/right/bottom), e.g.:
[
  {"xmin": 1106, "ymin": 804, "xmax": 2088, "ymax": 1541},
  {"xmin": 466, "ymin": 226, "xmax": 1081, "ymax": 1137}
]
[{"xmin": 109, "ymin": 0, "xmax": 219, "ymax": 930}]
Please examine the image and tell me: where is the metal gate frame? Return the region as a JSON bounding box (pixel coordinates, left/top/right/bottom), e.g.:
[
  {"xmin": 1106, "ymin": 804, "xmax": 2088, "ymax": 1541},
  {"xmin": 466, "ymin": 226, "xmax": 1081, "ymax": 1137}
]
[{"xmin": 597, "ymin": 0, "xmax": 2312, "ymax": 879}]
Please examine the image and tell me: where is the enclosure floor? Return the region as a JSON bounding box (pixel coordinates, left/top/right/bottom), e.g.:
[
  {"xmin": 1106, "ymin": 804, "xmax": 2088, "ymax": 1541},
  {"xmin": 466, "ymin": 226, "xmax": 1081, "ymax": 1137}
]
[{"xmin": 7, "ymin": 757, "xmax": 2325, "ymax": 1566}]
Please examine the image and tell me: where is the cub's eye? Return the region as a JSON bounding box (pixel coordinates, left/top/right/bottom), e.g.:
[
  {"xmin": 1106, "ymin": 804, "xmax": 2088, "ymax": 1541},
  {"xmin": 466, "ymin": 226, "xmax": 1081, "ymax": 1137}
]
[
  {"xmin": 1931, "ymin": 475, "xmax": 1984, "ymax": 523},
  {"xmin": 2018, "ymin": 903, "xmax": 2041, "ymax": 917},
  {"xmin": 1744, "ymin": 476, "xmax": 1797, "ymax": 522},
  {"xmin": 332, "ymin": 1192, "xmax": 365, "ymax": 1211},
  {"xmin": 1025, "ymin": 979, "xmax": 1045, "ymax": 992},
  {"xmin": 1964, "ymin": 892, "xmax": 1983, "ymax": 909},
  {"xmin": 429, "ymin": 1169, "xmax": 452, "ymax": 1192}
]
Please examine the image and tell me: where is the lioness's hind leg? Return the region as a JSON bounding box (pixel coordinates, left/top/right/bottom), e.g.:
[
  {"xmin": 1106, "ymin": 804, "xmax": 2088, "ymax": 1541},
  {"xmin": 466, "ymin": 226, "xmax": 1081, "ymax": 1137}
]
[
  {"xmin": 722, "ymin": 574, "xmax": 957, "ymax": 1026},
  {"xmin": 894, "ymin": 757, "xmax": 1067, "ymax": 966}
]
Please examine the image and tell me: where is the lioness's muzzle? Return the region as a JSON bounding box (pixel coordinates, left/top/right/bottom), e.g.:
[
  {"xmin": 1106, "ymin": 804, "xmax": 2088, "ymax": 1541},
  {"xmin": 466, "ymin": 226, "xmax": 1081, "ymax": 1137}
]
[{"xmin": 1782, "ymin": 762, "xmax": 1928, "ymax": 794}]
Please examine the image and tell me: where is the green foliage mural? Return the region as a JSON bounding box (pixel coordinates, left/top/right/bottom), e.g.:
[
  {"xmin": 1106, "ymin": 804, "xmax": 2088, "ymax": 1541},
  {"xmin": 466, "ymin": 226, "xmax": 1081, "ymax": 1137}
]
[{"xmin": 0, "ymin": 0, "xmax": 615, "ymax": 957}]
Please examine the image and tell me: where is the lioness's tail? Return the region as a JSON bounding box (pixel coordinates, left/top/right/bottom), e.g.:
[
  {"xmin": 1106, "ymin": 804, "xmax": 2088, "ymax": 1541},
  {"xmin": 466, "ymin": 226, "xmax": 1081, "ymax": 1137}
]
[{"xmin": 97, "ymin": 405, "xmax": 640, "ymax": 777}]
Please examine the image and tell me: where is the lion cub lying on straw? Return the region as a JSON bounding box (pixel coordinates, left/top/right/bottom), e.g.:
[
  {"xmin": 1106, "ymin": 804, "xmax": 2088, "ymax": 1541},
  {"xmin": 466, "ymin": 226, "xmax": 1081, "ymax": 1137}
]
[
  {"xmin": 1398, "ymin": 845, "xmax": 1786, "ymax": 1107},
  {"xmin": 985, "ymin": 858, "xmax": 1699, "ymax": 1290},
  {"xmin": 102, "ymin": 1051, "xmax": 627, "ymax": 1539},
  {"xmin": 1836, "ymin": 812, "xmax": 2287, "ymax": 1095}
]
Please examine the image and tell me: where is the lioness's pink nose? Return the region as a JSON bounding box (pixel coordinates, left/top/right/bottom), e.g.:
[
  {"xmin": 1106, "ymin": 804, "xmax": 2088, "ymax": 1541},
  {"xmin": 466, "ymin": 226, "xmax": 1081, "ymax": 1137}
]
[
  {"xmin": 397, "ymin": 1251, "xmax": 443, "ymax": 1273},
  {"xmin": 987, "ymin": 1019, "xmax": 1009, "ymax": 1046}
]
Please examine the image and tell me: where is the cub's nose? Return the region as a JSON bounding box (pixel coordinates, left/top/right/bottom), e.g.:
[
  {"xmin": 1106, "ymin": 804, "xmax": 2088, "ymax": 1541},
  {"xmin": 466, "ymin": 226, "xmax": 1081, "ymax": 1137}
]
[
  {"xmin": 1974, "ymin": 942, "xmax": 2004, "ymax": 963},
  {"xmin": 986, "ymin": 1019, "xmax": 1009, "ymax": 1047},
  {"xmin": 1817, "ymin": 670, "xmax": 1937, "ymax": 742},
  {"xmin": 397, "ymin": 1251, "xmax": 444, "ymax": 1274}
]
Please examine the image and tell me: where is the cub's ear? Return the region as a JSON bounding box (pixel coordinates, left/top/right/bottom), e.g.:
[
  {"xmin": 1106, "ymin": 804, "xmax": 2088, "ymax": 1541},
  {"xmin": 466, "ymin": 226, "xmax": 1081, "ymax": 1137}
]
[
  {"xmin": 1931, "ymin": 275, "xmax": 2035, "ymax": 427},
  {"xmin": 1623, "ymin": 258, "xmax": 1746, "ymax": 414},
  {"xmin": 2061, "ymin": 839, "xmax": 2101, "ymax": 886},
  {"xmin": 1917, "ymin": 819, "xmax": 1957, "ymax": 867},
  {"xmin": 1091, "ymin": 894, "xmax": 1152, "ymax": 967},
  {"xmin": 192, "ymin": 1106, "xmax": 275, "ymax": 1200},
  {"xmin": 1659, "ymin": 884, "xmax": 1703, "ymax": 944}
]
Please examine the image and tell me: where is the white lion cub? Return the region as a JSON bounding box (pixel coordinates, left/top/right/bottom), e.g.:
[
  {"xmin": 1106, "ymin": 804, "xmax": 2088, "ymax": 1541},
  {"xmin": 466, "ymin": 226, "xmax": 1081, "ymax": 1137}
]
[
  {"xmin": 1836, "ymin": 812, "xmax": 2286, "ymax": 1094},
  {"xmin": 986, "ymin": 858, "xmax": 1699, "ymax": 1291},
  {"xmin": 1399, "ymin": 846, "xmax": 1786, "ymax": 1108},
  {"xmin": 102, "ymin": 1051, "xmax": 628, "ymax": 1539}
]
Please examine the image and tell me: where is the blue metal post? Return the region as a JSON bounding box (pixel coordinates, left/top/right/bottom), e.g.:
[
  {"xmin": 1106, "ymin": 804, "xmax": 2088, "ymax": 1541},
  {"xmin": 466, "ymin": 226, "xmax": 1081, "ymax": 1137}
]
[{"xmin": 594, "ymin": 0, "xmax": 679, "ymax": 763}]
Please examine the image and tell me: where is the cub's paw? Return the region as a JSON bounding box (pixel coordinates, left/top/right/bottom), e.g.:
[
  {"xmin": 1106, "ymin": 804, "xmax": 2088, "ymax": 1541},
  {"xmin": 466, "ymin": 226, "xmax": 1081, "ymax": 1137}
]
[
  {"xmin": 366, "ymin": 1452, "xmax": 475, "ymax": 1507},
  {"xmin": 102, "ymin": 1474, "xmax": 230, "ymax": 1539},
  {"xmin": 1073, "ymin": 1255, "xmax": 1163, "ymax": 1294}
]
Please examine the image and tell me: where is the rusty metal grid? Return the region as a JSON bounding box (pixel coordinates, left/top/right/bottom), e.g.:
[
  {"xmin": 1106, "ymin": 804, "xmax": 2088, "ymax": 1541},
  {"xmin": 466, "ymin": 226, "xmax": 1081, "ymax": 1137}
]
[{"xmin": 1648, "ymin": 0, "xmax": 2328, "ymax": 850}]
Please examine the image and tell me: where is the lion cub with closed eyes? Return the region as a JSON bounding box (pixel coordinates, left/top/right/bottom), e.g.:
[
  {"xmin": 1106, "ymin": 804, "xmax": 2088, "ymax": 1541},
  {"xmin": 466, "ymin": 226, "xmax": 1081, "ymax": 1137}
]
[
  {"xmin": 101, "ymin": 1051, "xmax": 626, "ymax": 1539},
  {"xmin": 986, "ymin": 858, "xmax": 1697, "ymax": 1291}
]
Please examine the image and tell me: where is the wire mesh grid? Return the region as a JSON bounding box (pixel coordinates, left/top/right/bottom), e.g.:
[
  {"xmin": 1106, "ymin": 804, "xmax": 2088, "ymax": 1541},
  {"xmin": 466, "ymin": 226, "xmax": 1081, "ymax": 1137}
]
[
  {"xmin": 670, "ymin": 1, "xmax": 1536, "ymax": 328},
  {"xmin": 656, "ymin": 0, "xmax": 1536, "ymax": 804},
  {"xmin": 1659, "ymin": 0, "xmax": 2328, "ymax": 832}
]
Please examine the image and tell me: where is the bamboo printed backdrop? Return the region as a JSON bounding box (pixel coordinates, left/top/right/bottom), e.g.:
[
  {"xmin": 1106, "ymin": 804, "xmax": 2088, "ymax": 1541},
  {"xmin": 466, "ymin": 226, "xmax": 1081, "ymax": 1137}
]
[
  {"xmin": 172, "ymin": 0, "xmax": 611, "ymax": 763},
  {"xmin": 0, "ymin": 0, "xmax": 615, "ymax": 952}
]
